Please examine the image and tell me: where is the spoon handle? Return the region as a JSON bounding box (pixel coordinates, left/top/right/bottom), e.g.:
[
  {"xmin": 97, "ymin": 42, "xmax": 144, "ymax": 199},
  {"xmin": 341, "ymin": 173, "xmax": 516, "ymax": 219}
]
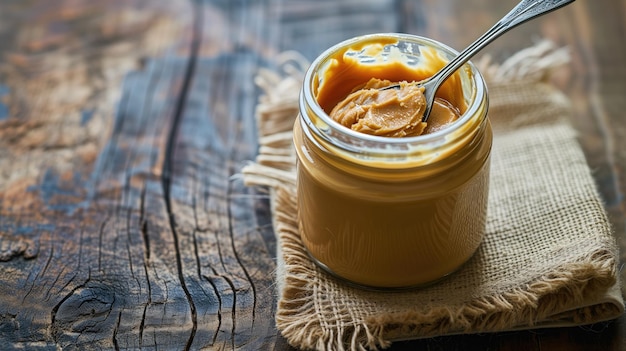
[
  {"xmin": 501, "ymin": 0, "xmax": 576, "ymax": 29},
  {"xmin": 423, "ymin": 0, "xmax": 575, "ymax": 120}
]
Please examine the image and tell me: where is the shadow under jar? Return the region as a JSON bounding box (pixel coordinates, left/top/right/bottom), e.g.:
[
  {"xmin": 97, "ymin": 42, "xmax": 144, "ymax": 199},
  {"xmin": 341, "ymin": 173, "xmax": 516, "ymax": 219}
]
[{"xmin": 294, "ymin": 33, "xmax": 492, "ymax": 289}]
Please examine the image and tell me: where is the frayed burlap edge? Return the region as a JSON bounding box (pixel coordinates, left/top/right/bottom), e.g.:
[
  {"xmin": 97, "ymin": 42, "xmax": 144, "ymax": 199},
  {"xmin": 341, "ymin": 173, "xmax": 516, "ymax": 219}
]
[
  {"xmin": 242, "ymin": 41, "xmax": 623, "ymax": 351},
  {"xmin": 376, "ymin": 248, "xmax": 620, "ymax": 341}
]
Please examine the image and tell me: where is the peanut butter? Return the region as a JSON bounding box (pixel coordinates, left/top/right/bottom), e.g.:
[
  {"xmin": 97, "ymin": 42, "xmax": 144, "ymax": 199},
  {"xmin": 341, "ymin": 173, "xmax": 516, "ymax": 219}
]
[
  {"xmin": 295, "ymin": 34, "xmax": 492, "ymax": 288},
  {"xmin": 329, "ymin": 78, "xmax": 460, "ymax": 137}
]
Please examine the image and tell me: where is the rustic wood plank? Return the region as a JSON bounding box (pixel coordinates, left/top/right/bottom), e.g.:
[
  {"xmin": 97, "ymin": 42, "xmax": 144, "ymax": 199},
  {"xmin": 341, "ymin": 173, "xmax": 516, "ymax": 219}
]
[
  {"xmin": 0, "ymin": 0, "xmax": 286, "ymax": 349},
  {"xmin": 3, "ymin": 0, "xmax": 213, "ymax": 349},
  {"xmin": 162, "ymin": 2, "xmax": 281, "ymax": 349}
]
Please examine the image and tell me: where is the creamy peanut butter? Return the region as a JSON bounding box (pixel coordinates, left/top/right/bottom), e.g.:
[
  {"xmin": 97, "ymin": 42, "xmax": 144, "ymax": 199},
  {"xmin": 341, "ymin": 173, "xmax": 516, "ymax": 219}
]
[
  {"xmin": 295, "ymin": 34, "xmax": 491, "ymax": 288},
  {"xmin": 329, "ymin": 78, "xmax": 460, "ymax": 137}
]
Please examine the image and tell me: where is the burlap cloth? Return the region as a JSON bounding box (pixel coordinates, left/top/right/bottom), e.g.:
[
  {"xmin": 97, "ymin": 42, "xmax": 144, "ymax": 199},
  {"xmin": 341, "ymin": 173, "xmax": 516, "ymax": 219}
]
[{"xmin": 242, "ymin": 41, "xmax": 624, "ymax": 351}]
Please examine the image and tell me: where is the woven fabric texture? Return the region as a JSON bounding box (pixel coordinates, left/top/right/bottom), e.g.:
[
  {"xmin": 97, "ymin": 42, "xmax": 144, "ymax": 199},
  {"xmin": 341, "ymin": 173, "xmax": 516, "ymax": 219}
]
[{"xmin": 242, "ymin": 42, "xmax": 624, "ymax": 351}]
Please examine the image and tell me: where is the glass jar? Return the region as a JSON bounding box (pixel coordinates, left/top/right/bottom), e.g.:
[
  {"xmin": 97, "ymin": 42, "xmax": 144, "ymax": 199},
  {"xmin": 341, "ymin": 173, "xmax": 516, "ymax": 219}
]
[{"xmin": 294, "ymin": 33, "xmax": 491, "ymax": 289}]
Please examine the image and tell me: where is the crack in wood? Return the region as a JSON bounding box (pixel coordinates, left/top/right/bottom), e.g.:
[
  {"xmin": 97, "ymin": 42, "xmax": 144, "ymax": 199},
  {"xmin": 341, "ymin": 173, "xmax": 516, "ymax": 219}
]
[
  {"xmin": 227, "ymin": 177, "xmax": 258, "ymax": 327},
  {"xmin": 140, "ymin": 185, "xmax": 151, "ymax": 261},
  {"xmin": 203, "ymin": 273, "xmax": 223, "ymax": 347},
  {"xmin": 97, "ymin": 217, "xmax": 109, "ymax": 274},
  {"xmin": 112, "ymin": 310, "xmax": 122, "ymax": 351},
  {"xmin": 158, "ymin": 0, "xmax": 203, "ymax": 350},
  {"xmin": 49, "ymin": 279, "xmax": 89, "ymax": 345},
  {"xmin": 138, "ymin": 184, "xmax": 152, "ymax": 348}
]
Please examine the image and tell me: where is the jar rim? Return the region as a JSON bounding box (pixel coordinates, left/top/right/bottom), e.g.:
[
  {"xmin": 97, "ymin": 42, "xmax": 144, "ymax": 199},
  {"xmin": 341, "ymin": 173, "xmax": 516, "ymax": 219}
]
[{"xmin": 300, "ymin": 33, "xmax": 488, "ymax": 153}]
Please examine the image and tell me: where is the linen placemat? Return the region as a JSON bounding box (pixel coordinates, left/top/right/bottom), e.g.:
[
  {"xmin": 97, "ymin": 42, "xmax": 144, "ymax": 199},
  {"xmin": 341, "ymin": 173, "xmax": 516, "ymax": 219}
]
[{"xmin": 242, "ymin": 41, "xmax": 624, "ymax": 351}]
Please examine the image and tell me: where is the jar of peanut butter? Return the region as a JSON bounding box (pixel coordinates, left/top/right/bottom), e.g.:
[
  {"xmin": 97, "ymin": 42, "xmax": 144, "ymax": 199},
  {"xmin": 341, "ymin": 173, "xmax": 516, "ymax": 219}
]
[{"xmin": 294, "ymin": 33, "xmax": 492, "ymax": 289}]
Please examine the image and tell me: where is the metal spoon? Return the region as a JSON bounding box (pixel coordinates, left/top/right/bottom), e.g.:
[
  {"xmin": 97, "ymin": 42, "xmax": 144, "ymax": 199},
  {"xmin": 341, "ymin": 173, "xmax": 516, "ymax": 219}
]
[{"xmin": 387, "ymin": 0, "xmax": 576, "ymax": 122}]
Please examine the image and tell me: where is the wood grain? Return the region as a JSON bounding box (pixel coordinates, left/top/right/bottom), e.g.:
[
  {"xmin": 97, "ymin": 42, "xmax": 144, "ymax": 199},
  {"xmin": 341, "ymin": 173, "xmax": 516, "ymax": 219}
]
[{"xmin": 0, "ymin": 0, "xmax": 624, "ymax": 350}]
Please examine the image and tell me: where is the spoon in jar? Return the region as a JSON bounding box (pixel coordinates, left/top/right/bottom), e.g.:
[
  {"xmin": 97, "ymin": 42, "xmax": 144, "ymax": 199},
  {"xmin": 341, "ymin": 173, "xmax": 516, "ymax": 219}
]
[{"xmin": 384, "ymin": 0, "xmax": 576, "ymax": 122}]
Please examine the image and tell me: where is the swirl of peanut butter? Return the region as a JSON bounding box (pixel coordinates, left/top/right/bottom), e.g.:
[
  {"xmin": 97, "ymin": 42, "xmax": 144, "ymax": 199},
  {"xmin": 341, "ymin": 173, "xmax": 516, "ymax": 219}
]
[{"xmin": 329, "ymin": 78, "xmax": 460, "ymax": 137}]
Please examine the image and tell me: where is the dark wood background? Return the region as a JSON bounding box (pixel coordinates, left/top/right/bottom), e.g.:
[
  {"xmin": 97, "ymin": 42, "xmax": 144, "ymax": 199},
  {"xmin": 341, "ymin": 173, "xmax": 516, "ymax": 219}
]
[{"xmin": 0, "ymin": 0, "xmax": 624, "ymax": 350}]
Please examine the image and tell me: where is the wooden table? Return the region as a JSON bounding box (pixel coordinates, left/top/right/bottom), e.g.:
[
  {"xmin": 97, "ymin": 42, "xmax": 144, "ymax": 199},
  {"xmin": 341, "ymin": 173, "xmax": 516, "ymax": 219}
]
[{"xmin": 0, "ymin": 0, "xmax": 624, "ymax": 349}]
